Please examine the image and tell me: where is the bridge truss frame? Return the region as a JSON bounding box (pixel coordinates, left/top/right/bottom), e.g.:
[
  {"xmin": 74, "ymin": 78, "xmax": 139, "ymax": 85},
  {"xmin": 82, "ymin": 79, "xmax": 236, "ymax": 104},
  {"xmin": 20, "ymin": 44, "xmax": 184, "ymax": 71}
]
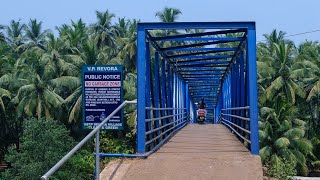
[{"xmin": 136, "ymin": 22, "xmax": 259, "ymax": 155}]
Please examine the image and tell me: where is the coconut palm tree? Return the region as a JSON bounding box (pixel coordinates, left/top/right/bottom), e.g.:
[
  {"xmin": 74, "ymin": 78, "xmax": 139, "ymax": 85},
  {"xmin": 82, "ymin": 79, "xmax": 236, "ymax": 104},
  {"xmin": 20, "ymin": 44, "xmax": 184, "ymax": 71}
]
[
  {"xmin": 57, "ymin": 19, "xmax": 88, "ymax": 53},
  {"xmin": 260, "ymin": 40, "xmax": 305, "ymax": 105},
  {"xmin": 5, "ymin": 20, "xmax": 25, "ymax": 49},
  {"xmin": 115, "ymin": 18, "xmax": 138, "ymax": 73},
  {"xmin": 91, "ymin": 10, "xmax": 118, "ymax": 49},
  {"xmin": 259, "ymin": 103, "xmax": 312, "ymax": 176},
  {"xmin": 20, "ymin": 19, "xmax": 49, "ymax": 50},
  {"xmin": 155, "ymin": 7, "xmax": 181, "ymax": 23},
  {"xmin": 11, "ymin": 49, "xmax": 64, "ymax": 120},
  {"xmin": 0, "ymin": 25, "xmax": 6, "ymax": 43}
]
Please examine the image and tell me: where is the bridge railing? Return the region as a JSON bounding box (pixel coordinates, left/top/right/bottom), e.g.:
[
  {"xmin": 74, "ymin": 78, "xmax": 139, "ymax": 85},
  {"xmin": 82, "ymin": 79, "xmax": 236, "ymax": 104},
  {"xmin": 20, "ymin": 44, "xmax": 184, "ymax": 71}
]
[
  {"xmin": 144, "ymin": 107, "xmax": 188, "ymax": 150},
  {"xmin": 99, "ymin": 107, "xmax": 188, "ymax": 157},
  {"xmin": 218, "ymin": 106, "xmax": 251, "ymax": 145},
  {"xmin": 41, "ymin": 100, "xmax": 137, "ymax": 180}
]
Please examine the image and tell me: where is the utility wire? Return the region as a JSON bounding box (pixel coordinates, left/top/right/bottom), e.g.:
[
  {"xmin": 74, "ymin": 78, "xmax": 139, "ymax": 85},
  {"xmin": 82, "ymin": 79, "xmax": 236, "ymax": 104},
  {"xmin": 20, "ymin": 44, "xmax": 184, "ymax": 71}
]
[{"xmin": 257, "ymin": 29, "xmax": 320, "ymax": 43}]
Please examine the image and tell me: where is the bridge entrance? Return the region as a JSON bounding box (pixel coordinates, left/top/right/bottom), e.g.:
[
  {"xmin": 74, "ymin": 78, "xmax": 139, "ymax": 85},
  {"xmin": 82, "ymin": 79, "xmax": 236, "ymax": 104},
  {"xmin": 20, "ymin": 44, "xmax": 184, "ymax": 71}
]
[
  {"xmin": 136, "ymin": 22, "xmax": 259, "ymax": 155},
  {"xmin": 41, "ymin": 22, "xmax": 261, "ymax": 180}
]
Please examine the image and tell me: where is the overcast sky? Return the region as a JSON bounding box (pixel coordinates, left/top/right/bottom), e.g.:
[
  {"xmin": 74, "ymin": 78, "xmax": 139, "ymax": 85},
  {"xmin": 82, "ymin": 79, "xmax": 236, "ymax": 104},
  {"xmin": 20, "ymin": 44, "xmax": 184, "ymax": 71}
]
[{"xmin": 1, "ymin": 0, "xmax": 319, "ymax": 44}]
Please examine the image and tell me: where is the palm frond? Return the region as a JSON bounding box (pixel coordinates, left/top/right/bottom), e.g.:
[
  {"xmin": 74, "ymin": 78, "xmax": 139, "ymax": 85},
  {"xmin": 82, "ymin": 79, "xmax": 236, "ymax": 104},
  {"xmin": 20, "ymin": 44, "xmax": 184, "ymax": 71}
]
[
  {"xmin": 291, "ymin": 139, "xmax": 313, "ymax": 155},
  {"xmin": 275, "ymin": 137, "xmax": 290, "ymax": 149},
  {"xmin": 69, "ymin": 95, "xmax": 82, "ymax": 123},
  {"xmin": 259, "ymin": 146, "xmax": 272, "ymax": 162},
  {"xmin": 49, "ymin": 76, "xmax": 81, "ymax": 92},
  {"xmin": 284, "ymin": 128, "xmax": 305, "ymax": 140},
  {"xmin": 262, "ymin": 76, "xmax": 284, "ymax": 103},
  {"xmin": 307, "ymin": 80, "xmax": 320, "ymax": 101}
]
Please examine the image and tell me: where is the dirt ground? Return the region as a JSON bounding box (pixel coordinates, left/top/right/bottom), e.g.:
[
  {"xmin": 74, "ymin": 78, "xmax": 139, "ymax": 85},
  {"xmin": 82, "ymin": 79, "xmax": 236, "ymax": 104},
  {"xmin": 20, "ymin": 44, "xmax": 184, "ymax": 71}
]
[{"xmin": 100, "ymin": 124, "xmax": 263, "ymax": 180}]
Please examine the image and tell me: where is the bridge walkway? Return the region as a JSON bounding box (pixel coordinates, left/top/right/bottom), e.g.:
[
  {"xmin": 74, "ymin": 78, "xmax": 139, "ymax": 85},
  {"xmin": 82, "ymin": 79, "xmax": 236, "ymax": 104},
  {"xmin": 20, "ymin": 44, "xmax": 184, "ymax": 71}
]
[{"xmin": 101, "ymin": 124, "xmax": 262, "ymax": 180}]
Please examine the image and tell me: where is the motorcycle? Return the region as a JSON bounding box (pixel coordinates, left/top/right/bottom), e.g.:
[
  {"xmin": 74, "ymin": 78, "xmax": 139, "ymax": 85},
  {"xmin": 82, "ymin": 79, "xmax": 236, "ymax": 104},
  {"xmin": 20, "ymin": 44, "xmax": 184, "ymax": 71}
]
[{"xmin": 197, "ymin": 109, "xmax": 206, "ymax": 124}]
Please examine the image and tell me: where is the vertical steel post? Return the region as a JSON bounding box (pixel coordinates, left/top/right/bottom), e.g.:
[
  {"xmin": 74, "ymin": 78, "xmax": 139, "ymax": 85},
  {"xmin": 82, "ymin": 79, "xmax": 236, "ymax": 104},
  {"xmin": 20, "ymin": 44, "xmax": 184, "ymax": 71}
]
[
  {"xmin": 167, "ymin": 65, "xmax": 173, "ymax": 131},
  {"xmin": 239, "ymin": 51, "xmax": 245, "ymax": 135},
  {"xmin": 235, "ymin": 61, "xmax": 240, "ymax": 131},
  {"xmin": 95, "ymin": 131, "xmax": 100, "ymax": 180},
  {"xmin": 247, "ymin": 27, "xmax": 259, "ymax": 155},
  {"xmin": 185, "ymin": 83, "xmax": 189, "ymax": 122},
  {"xmin": 161, "ymin": 59, "xmax": 167, "ymax": 135},
  {"xmin": 173, "ymin": 73, "xmax": 176, "ymax": 125},
  {"xmin": 137, "ymin": 25, "xmax": 146, "ymax": 153},
  {"xmin": 145, "ymin": 42, "xmax": 152, "ymax": 149},
  {"xmin": 154, "ymin": 52, "xmax": 160, "ymax": 137},
  {"xmin": 231, "ymin": 65, "xmax": 235, "ymax": 125}
]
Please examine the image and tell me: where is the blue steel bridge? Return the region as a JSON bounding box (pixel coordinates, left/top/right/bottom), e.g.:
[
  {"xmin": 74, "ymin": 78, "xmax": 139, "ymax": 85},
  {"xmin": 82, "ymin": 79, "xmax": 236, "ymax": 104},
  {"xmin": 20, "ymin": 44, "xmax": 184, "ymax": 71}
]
[
  {"xmin": 42, "ymin": 22, "xmax": 262, "ymax": 180},
  {"xmin": 136, "ymin": 22, "xmax": 258, "ymax": 154}
]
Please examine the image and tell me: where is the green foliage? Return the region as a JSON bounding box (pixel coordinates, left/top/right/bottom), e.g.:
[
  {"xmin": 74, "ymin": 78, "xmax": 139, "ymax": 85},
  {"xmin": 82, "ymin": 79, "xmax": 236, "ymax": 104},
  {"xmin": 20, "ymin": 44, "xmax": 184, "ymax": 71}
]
[
  {"xmin": 1, "ymin": 7, "xmax": 320, "ymax": 179},
  {"xmin": 258, "ymin": 29, "xmax": 320, "ymax": 176},
  {"xmin": 2, "ymin": 118, "xmax": 94, "ymax": 179},
  {"xmin": 266, "ymin": 155, "xmax": 297, "ymax": 180}
]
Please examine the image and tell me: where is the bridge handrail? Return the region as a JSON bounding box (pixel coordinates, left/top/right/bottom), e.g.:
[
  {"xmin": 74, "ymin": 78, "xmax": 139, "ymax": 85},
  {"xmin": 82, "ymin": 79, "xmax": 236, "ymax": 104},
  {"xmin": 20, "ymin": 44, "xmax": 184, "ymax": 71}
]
[
  {"xmin": 220, "ymin": 117, "xmax": 250, "ymax": 134},
  {"xmin": 221, "ymin": 113, "xmax": 250, "ymax": 121},
  {"xmin": 146, "ymin": 107, "xmax": 186, "ymax": 110},
  {"xmin": 145, "ymin": 112, "xmax": 187, "ymax": 135},
  {"xmin": 221, "ymin": 106, "xmax": 249, "ymax": 111},
  {"xmin": 220, "ymin": 120, "xmax": 251, "ymax": 143},
  {"xmin": 145, "ymin": 112, "xmax": 186, "ymax": 122},
  {"xmin": 145, "ymin": 115, "xmax": 187, "ymax": 145},
  {"xmin": 218, "ymin": 106, "xmax": 251, "ymax": 146},
  {"xmin": 40, "ymin": 100, "xmax": 137, "ymax": 180}
]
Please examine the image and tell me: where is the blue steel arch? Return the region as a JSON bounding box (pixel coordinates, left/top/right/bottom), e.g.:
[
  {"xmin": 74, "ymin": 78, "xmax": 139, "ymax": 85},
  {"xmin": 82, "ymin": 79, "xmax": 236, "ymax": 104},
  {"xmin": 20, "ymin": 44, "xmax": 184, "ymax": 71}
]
[{"xmin": 136, "ymin": 22, "xmax": 259, "ymax": 155}]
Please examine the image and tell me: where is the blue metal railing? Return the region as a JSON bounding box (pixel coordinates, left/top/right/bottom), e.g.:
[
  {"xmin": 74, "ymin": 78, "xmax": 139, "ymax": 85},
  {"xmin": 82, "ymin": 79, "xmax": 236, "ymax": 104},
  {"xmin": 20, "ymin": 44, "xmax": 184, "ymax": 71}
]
[
  {"xmin": 41, "ymin": 100, "xmax": 137, "ymax": 180},
  {"xmin": 100, "ymin": 107, "xmax": 188, "ymax": 157},
  {"xmin": 218, "ymin": 106, "xmax": 251, "ymax": 145},
  {"xmin": 41, "ymin": 101, "xmax": 188, "ymax": 180}
]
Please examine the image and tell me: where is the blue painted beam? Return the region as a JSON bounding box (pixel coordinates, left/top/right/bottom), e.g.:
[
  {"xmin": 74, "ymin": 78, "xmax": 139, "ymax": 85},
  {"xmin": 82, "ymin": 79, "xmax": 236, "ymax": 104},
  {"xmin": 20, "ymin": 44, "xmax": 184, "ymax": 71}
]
[
  {"xmin": 240, "ymin": 51, "xmax": 245, "ymax": 137},
  {"xmin": 151, "ymin": 29, "xmax": 246, "ymax": 41},
  {"xmin": 180, "ymin": 72, "xmax": 225, "ymax": 75},
  {"xmin": 145, "ymin": 42, "xmax": 153, "ymax": 150},
  {"xmin": 190, "ymin": 91, "xmax": 218, "ymax": 94},
  {"xmin": 178, "ymin": 64, "xmax": 229, "ymax": 68},
  {"xmin": 167, "ymin": 64, "xmax": 173, "ymax": 133},
  {"xmin": 189, "ymin": 84, "xmax": 219, "ymax": 87},
  {"xmin": 191, "ymin": 94, "xmax": 217, "ymax": 96},
  {"xmin": 189, "ymin": 89, "xmax": 219, "ymax": 91},
  {"xmin": 139, "ymin": 22, "xmax": 255, "ymax": 30},
  {"xmin": 160, "ymin": 59, "xmax": 167, "ymax": 138},
  {"xmin": 183, "ymin": 76, "xmax": 222, "ymax": 79},
  {"xmin": 181, "ymin": 71, "xmax": 222, "ymax": 75},
  {"xmin": 161, "ymin": 41, "xmax": 241, "ymax": 51},
  {"xmin": 185, "ymin": 83, "xmax": 190, "ymax": 122},
  {"xmin": 145, "ymin": 31, "xmax": 169, "ymax": 59},
  {"xmin": 219, "ymin": 32, "xmax": 247, "ymax": 84},
  {"xmin": 247, "ymin": 28, "xmax": 259, "ymax": 155},
  {"xmin": 187, "ymin": 82, "xmax": 220, "ymax": 84},
  {"xmin": 189, "ymin": 87, "xmax": 218, "ymax": 89},
  {"xmin": 168, "ymin": 49, "xmax": 234, "ymax": 59},
  {"xmin": 178, "ymin": 68, "xmax": 226, "ymax": 71},
  {"xmin": 137, "ymin": 26, "xmax": 146, "ymax": 153},
  {"xmin": 177, "ymin": 61, "xmax": 231, "ymax": 66},
  {"xmin": 190, "ymin": 92, "xmax": 217, "ymax": 96},
  {"xmin": 187, "ymin": 85, "xmax": 219, "ymax": 87},
  {"xmin": 153, "ymin": 51, "xmax": 161, "ymax": 139},
  {"xmin": 185, "ymin": 79, "xmax": 222, "ymax": 81},
  {"xmin": 171, "ymin": 55, "xmax": 233, "ymax": 60},
  {"xmin": 189, "ymin": 90, "xmax": 219, "ymax": 92},
  {"xmin": 158, "ymin": 37, "xmax": 242, "ymax": 42},
  {"xmin": 164, "ymin": 47, "xmax": 237, "ymax": 53}
]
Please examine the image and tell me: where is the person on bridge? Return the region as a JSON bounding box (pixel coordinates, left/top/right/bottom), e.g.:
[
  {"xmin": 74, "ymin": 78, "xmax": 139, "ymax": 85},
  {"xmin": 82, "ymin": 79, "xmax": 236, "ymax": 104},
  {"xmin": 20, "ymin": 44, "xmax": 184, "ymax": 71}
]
[
  {"xmin": 198, "ymin": 98, "xmax": 206, "ymax": 109},
  {"xmin": 197, "ymin": 98, "xmax": 207, "ymax": 123}
]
